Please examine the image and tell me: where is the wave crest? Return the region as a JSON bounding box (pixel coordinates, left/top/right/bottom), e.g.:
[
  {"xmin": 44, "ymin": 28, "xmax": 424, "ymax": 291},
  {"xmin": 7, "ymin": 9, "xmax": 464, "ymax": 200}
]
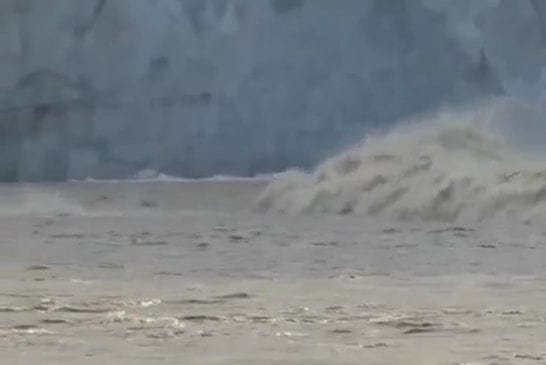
[{"xmin": 257, "ymin": 102, "xmax": 546, "ymax": 223}]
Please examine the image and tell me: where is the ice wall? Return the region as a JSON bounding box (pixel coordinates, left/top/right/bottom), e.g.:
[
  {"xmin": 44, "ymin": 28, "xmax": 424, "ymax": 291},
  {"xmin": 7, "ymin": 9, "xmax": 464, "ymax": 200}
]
[{"xmin": 0, "ymin": 0, "xmax": 541, "ymax": 181}]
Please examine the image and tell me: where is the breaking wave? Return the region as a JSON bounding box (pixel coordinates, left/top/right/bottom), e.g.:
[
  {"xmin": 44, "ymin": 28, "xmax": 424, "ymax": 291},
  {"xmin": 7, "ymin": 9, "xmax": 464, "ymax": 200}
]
[
  {"xmin": 258, "ymin": 100, "xmax": 546, "ymax": 223},
  {"xmin": 73, "ymin": 172, "xmax": 274, "ymax": 184}
]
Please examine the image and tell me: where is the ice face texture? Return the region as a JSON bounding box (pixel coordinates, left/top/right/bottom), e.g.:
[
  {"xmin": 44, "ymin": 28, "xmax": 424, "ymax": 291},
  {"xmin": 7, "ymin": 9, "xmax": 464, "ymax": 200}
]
[{"xmin": 0, "ymin": 1, "xmax": 541, "ymax": 181}]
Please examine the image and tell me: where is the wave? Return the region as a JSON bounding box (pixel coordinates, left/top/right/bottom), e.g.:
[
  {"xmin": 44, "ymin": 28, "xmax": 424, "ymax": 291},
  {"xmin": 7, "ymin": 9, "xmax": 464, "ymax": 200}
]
[
  {"xmin": 71, "ymin": 172, "xmax": 275, "ymax": 184},
  {"xmin": 0, "ymin": 189, "xmax": 89, "ymax": 217},
  {"xmin": 257, "ymin": 100, "xmax": 546, "ymax": 224}
]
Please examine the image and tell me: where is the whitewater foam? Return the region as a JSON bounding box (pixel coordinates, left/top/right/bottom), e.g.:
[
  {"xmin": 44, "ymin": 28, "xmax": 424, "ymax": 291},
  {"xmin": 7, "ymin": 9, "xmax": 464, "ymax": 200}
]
[
  {"xmin": 0, "ymin": 189, "xmax": 88, "ymax": 217},
  {"xmin": 74, "ymin": 172, "xmax": 276, "ymax": 184},
  {"xmin": 258, "ymin": 101, "xmax": 546, "ymax": 224}
]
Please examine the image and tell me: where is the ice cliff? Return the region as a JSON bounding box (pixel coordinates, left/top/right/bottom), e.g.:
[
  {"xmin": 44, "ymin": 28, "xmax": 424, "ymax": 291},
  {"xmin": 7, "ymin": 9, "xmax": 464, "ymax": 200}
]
[{"xmin": 0, "ymin": 0, "xmax": 542, "ymax": 181}]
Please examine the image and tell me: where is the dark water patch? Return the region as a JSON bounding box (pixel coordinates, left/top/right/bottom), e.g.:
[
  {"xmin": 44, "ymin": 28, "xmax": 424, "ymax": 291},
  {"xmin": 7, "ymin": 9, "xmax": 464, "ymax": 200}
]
[
  {"xmin": 165, "ymin": 299, "xmax": 224, "ymax": 305},
  {"xmin": 373, "ymin": 317, "xmax": 443, "ymax": 335},
  {"xmin": 394, "ymin": 321, "xmax": 437, "ymax": 329},
  {"xmin": 26, "ymin": 265, "xmax": 50, "ymax": 271},
  {"xmin": 249, "ymin": 316, "xmax": 273, "ymax": 323},
  {"xmin": 11, "ymin": 324, "xmax": 38, "ymax": 330},
  {"xmin": 250, "ymin": 230, "xmax": 263, "ymax": 237},
  {"xmin": 515, "ymin": 354, "xmax": 543, "ymax": 361},
  {"xmin": 180, "ymin": 315, "xmax": 221, "ymax": 322},
  {"xmin": 50, "ymin": 233, "xmax": 92, "ymax": 239},
  {"xmin": 482, "ymin": 354, "xmax": 510, "ymax": 362},
  {"xmin": 195, "ymin": 242, "xmax": 210, "ymax": 249},
  {"xmin": 139, "ymin": 199, "xmax": 158, "ymax": 208},
  {"xmin": 229, "ymin": 234, "xmax": 246, "ymax": 242},
  {"xmin": 394, "ymin": 243, "xmax": 418, "ymax": 248},
  {"xmin": 325, "ymin": 306, "xmax": 346, "ymax": 314},
  {"xmin": 146, "ymin": 330, "xmax": 185, "ymax": 339},
  {"xmin": 430, "ymin": 227, "xmax": 475, "ymax": 234},
  {"xmin": 97, "ymin": 262, "xmax": 124, "ymax": 270},
  {"xmin": 310, "ymin": 241, "xmax": 339, "ymax": 247},
  {"xmin": 153, "ymin": 271, "xmax": 184, "ymax": 277},
  {"xmin": 382, "ymin": 228, "xmax": 401, "ymax": 234},
  {"xmin": 398, "ymin": 321, "xmax": 479, "ymax": 335},
  {"xmin": 214, "ymin": 292, "xmax": 250, "ymax": 300},
  {"xmin": 34, "ymin": 304, "xmax": 57, "ymax": 311},
  {"xmin": 127, "ymin": 326, "xmax": 152, "ymax": 331},
  {"xmin": 403, "ymin": 326, "xmax": 438, "ymax": 335},
  {"xmin": 479, "ymin": 244, "xmax": 496, "ymax": 249},
  {"xmin": 501, "ymin": 310, "xmax": 524, "ymax": 316},
  {"xmin": 41, "ymin": 319, "xmax": 70, "ymax": 324},
  {"xmin": 2, "ymin": 293, "xmax": 36, "ymax": 299},
  {"xmin": 299, "ymin": 315, "xmax": 324, "ymax": 324}
]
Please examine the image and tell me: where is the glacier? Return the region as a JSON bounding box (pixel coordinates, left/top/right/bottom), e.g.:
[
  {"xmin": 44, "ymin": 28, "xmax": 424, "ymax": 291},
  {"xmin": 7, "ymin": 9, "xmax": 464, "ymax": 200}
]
[{"xmin": 0, "ymin": 0, "xmax": 543, "ymax": 181}]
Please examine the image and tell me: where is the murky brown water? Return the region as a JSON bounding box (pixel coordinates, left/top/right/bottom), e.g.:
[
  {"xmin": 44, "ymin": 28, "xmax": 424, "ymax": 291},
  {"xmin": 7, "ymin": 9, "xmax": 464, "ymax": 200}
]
[{"xmin": 1, "ymin": 182, "xmax": 546, "ymax": 364}]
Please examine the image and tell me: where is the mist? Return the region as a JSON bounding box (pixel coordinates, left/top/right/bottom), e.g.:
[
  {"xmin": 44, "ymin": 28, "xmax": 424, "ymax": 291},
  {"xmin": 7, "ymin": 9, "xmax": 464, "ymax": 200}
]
[{"xmin": 0, "ymin": 0, "xmax": 543, "ymax": 181}]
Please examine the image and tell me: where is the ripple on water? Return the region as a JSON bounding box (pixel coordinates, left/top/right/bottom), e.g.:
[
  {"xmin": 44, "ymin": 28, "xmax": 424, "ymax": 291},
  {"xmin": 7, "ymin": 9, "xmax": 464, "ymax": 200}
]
[
  {"xmin": 0, "ymin": 306, "xmax": 32, "ymax": 313},
  {"xmin": 51, "ymin": 306, "xmax": 112, "ymax": 314},
  {"xmin": 0, "ymin": 326, "xmax": 54, "ymax": 336}
]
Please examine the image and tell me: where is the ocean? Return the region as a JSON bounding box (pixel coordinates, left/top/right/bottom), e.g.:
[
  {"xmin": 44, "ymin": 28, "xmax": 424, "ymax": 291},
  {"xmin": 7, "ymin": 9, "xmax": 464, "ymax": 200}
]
[{"xmin": 3, "ymin": 105, "xmax": 546, "ymax": 364}]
